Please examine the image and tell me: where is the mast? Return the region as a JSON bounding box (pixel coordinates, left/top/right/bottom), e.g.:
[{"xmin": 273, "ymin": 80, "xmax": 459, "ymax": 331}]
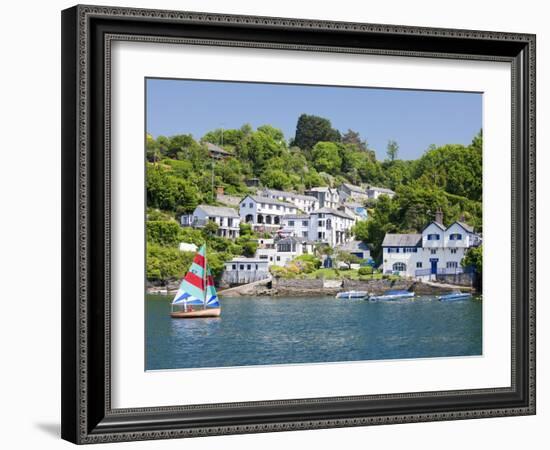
[{"xmin": 203, "ymin": 245, "xmax": 208, "ymax": 309}]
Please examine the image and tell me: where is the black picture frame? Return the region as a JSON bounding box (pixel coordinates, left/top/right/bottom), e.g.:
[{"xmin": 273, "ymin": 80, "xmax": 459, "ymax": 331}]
[{"xmin": 61, "ymin": 4, "xmax": 536, "ymax": 444}]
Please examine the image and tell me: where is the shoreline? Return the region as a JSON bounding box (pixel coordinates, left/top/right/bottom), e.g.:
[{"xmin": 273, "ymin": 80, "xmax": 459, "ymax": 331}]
[{"xmin": 147, "ymin": 277, "xmax": 477, "ymax": 297}]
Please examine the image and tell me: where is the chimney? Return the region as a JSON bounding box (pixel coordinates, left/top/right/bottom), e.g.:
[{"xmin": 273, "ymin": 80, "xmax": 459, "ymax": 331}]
[
  {"xmin": 435, "ymin": 208, "xmax": 443, "ymax": 225},
  {"xmin": 216, "ymin": 186, "xmax": 225, "ymax": 196}
]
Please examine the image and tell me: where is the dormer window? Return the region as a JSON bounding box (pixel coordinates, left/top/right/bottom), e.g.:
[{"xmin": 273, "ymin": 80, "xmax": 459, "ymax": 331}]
[
  {"xmin": 449, "ymin": 233, "xmax": 463, "ymax": 240},
  {"xmin": 427, "ymin": 234, "xmax": 440, "ymax": 241}
]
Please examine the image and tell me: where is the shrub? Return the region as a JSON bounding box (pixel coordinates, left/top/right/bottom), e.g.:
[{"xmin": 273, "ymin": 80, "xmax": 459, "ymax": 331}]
[{"xmin": 358, "ymin": 266, "xmax": 373, "ymax": 276}]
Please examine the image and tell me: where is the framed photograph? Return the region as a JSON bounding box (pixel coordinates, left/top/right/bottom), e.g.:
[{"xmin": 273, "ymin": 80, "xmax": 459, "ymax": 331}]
[{"xmin": 61, "ymin": 5, "xmax": 536, "ymax": 444}]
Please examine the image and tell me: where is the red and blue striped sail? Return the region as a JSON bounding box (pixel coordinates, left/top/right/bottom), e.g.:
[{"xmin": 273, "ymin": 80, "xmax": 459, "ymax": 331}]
[
  {"xmin": 172, "ymin": 245, "xmax": 207, "ymax": 306},
  {"xmin": 205, "ymin": 268, "xmax": 220, "ymax": 308}
]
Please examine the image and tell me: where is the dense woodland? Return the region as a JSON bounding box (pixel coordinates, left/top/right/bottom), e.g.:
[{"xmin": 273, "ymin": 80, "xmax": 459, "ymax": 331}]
[{"xmin": 146, "ymin": 114, "xmax": 483, "ymax": 283}]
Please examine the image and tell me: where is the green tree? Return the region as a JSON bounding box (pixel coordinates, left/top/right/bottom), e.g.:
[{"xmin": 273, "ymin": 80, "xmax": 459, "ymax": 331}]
[
  {"xmin": 353, "ymin": 220, "xmax": 369, "ymax": 242},
  {"xmin": 462, "ymin": 245, "xmax": 482, "ymax": 275},
  {"xmin": 342, "ymin": 129, "xmax": 368, "ymax": 151},
  {"xmin": 292, "ymin": 114, "xmax": 341, "ymax": 151},
  {"xmin": 311, "ymin": 142, "xmax": 342, "ymax": 173},
  {"xmin": 336, "ymin": 251, "xmax": 361, "ymax": 269},
  {"xmin": 386, "ymin": 139, "xmax": 399, "ymax": 162},
  {"xmin": 202, "ymin": 220, "xmax": 219, "ymax": 238}
]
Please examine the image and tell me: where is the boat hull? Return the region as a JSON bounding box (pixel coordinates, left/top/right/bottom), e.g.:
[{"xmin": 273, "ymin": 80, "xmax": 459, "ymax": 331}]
[
  {"xmin": 438, "ymin": 293, "xmax": 472, "ymax": 302},
  {"xmin": 170, "ymin": 308, "xmax": 221, "ymax": 318},
  {"xmin": 336, "ymin": 291, "xmax": 368, "ymax": 300},
  {"xmin": 369, "ymin": 293, "xmax": 415, "ymax": 302}
]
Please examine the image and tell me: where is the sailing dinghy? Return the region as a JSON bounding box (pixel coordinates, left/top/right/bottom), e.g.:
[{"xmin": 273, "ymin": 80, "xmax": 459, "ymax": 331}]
[{"xmin": 170, "ymin": 244, "xmax": 221, "ymax": 318}]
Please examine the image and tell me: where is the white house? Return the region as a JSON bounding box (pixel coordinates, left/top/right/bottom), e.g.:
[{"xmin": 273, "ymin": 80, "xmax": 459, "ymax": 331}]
[
  {"xmin": 305, "ymin": 187, "xmax": 340, "ymax": 209},
  {"xmin": 180, "ymin": 204, "xmax": 241, "ymax": 238},
  {"xmin": 308, "ymin": 207, "xmax": 355, "ymax": 246},
  {"xmin": 367, "ymin": 186, "xmax": 396, "ymax": 199},
  {"xmin": 381, "ymin": 218, "xmax": 480, "ymax": 279},
  {"xmin": 338, "ymin": 183, "xmax": 369, "ymax": 202},
  {"xmin": 260, "ymin": 188, "xmax": 319, "ymax": 213},
  {"xmin": 272, "ymin": 236, "xmax": 315, "ymax": 266},
  {"xmin": 221, "ymin": 257, "xmax": 270, "ymax": 285},
  {"xmin": 239, "ymin": 195, "xmax": 298, "ymax": 230},
  {"xmin": 254, "ymin": 238, "xmax": 277, "ymax": 265},
  {"xmin": 280, "ymin": 213, "xmax": 311, "ymax": 239}
]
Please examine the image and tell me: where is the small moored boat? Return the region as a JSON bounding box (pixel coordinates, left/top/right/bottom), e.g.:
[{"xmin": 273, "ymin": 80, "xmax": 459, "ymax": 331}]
[
  {"xmin": 336, "ymin": 290, "xmax": 368, "ymax": 300},
  {"xmin": 368, "ymin": 290, "xmax": 415, "ymax": 302},
  {"xmin": 170, "ymin": 244, "xmax": 221, "ymax": 318},
  {"xmin": 437, "ymin": 291, "xmax": 472, "ymax": 302}
]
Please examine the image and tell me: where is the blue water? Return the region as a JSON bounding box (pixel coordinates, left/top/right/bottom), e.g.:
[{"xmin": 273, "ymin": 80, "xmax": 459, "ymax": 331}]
[{"xmin": 145, "ymin": 295, "xmax": 482, "ymax": 370}]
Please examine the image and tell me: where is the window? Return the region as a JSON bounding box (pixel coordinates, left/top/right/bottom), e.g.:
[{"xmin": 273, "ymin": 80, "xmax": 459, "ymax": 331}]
[
  {"xmin": 276, "ymin": 256, "xmax": 281, "ymax": 261},
  {"xmin": 255, "ymin": 264, "xmax": 258, "ymax": 270},
  {"xmin": 427, "ymin": 234, "xmax": 440, "ymax": 240},
  {"xmin": 249, "ymin": 202, "xmax": 253, "ymax": 208},
  {"xmin": 387, "ymin": 247, "xmax": 399, "ymax": 253},
  {"xmin": 276, "ymin": 205, "xmax": 280, "ymax": 210},
  {"xmin": 446, "ymin": 261, "xmax": 458, "ymax": 268},
  {"xmin": 416, "ymin": 262, "xmax": 422, "ymax": 268},
  {"xmin": 288, "ymin": 220, "xmax": 295, "ymax": 226},
  {"xmin": 302, "ymin": 220, "xmax": 308, "ymax": 226},
  {"xmin": 430, "ymin": 249, "xmax": 437, "ymax": 255},
  {"xmin": 241, "ymin": 203, "xmax": 246, "ymax": 208},
  {"xmin": 404, "ymin": 247, "xmax": 417, "ymax": 253},
  {"xmin": 450, "ymin": 248, "xmax": 458, "ymax": 254},
  {"xmin": 232, "ymin": 264, "xmax": 237, "ymax": 270},
  {"xmin": 318, "ymin": 220, "xmax": 325, "ymax": 227},
  {"xmin": 393, "ymin": 262, "xmax": 407, "ymax": 272},
  {"xmin": 247, "ymin": 264, "xmax": 251, "ymax": 270},
  {"xmin": 449, "ymin": 233, "xmax": 463, "ymax": 240},
  {"xmin": 302, "ymin": 231, "xmax": 308, "ymax": 238},
  {"xmin": 239, "ymin": 264, "xmax": 244, "ymax": 270},
  {"xmin": 259, "ymin": 255, "xmax": 268, "ymax": 260}
]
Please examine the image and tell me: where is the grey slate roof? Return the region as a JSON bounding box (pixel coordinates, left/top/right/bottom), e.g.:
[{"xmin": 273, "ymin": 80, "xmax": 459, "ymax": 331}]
[
  {"xmin": 337, "ymin": 240, "xmax": 370, "ymax": 253},
  {"xmin": 205, "ymin": 142, "xmax": 233, "ymax": 155},
  {"xmin": 196, "ymin": 204, "xmax": 239, "ymax": 218},
  {"xmin": 310, "ymin": 207, "xmax": 355, "ymax": 220},
  {"xmin": 382, "ymin": 233, "xmax": 422, "ymax": 247},
  {"xmin": 341, "ymin": 183, "xmax": 366, "ymax": 193},
  {"xmin": 263, "ymin": 189, "xmax": 318, "ymax": 202},
  {"xmin": 368, "ymin": 186, "xmax": 395, "ymax": 194},
  {"xmin": 282, "ymin": 213, "xmax": 310, "ymax": 220},
  {"xmin": 455, "ymin": 221, "xmax": 474, "ymax": 233},
  {"xmin": 246, "ymin": 195, "xmax": 297, "ymax": 209}
]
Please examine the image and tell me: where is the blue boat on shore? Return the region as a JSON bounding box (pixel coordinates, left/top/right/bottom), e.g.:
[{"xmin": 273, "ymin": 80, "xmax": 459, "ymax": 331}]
[
  {"xmin": 437, "ymin": 291, "xmax": 472, "ymax": 302},
  {"xmin": 368, "ymin": 290, "xmax": 415, "ymax": 302}
]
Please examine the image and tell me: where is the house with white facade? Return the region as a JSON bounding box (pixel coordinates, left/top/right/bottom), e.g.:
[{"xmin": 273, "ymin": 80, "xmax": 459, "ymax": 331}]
[
  {"xmin": 338, "ymin": 183, "xmax": 369, "ymax": 202},
  {"xmin": 309, "ymin": 207, "xmax": 355, "ymax": 246},
  {"xmin": 272, "ymin": 236, "xmax": 315, "ymax": 266},
  {"xmin": 367, "ymin": 185, "xmax": 396, "ymax": 199},
  {"xmin": 254, "ymin": 238, "xmax": 277, "ymax": 265},
  {"xmin": 381, "ymin": 217, "xmax": 481, "ymax": 280},
  {"xmin": 280, "ymin": 213, "xmax": 311, "ymax": 239},
  {"xmin": 180, "ymin": 204, "xmax": 241, "ymax": 238},
  {"xmin": 239, "ymin": 195, "xmax": 298, "ymax": 230},
  {"xmin": 260, "ymin": 189, "xmax": 319, "ymax": 213},
  {"xmin": 336, "ymin": 240, "xmax": 371, "ymax": 261},
  {"xmin": 305, "ymin": 187, "xmax": 340, "ymax": 209}
]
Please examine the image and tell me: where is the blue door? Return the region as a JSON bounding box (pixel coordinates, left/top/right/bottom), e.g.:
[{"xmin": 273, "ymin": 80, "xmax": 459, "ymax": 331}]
[{"xmin": 430, "ymin": 259, "xmax": 438, "ymax": 274}]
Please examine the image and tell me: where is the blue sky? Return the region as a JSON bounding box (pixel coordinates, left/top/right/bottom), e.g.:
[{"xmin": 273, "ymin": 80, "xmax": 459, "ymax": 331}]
[{"xmin": 146, "ymin": 78, "xmax": 482, "ymax": 160}]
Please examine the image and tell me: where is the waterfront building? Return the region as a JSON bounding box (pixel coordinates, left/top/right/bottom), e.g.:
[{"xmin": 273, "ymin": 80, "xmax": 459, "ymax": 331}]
[
  {"xmin": 305, "ymin": 187, "xmax": 340, "ymax": 209},
  {"xmin": 221, "ymin": 257, "xmax": 270, "ymax": 285},
  {"xmin": 338, "ymin": 182, "xmax": 369, "ymax": 202},
  {"xmin": 367, "ymin": 185, "xmax": 396, "ymax": 199},
  {"xmin": 260, "ymin": 188, "xmax": 319, "ymax": 213},
  {"xmin": 381, "ymin": 213, "xmax": 481, "ymax": 279},
  {"xmin": 180, "ymin": 204, "xmax": 241, "ymax": 238},
  {"xmin": 308, "ymin": 207, "xmax": 355, "ymax": 246},
  {"xmin": 239, "ymin": 195, "xmax": 298, "ymax": 230}
]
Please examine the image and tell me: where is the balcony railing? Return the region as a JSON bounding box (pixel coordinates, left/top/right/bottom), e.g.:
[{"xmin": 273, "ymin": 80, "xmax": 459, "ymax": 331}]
[{"xmin": 414, "ymin": 266, "xmax": 473, "ymax": 277}]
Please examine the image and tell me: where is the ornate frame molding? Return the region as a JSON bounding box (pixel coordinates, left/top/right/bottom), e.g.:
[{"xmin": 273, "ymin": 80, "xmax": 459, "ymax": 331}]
[{"xmin": 62, "ymin": 5, "xmax": 536, "ymax": 444}]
